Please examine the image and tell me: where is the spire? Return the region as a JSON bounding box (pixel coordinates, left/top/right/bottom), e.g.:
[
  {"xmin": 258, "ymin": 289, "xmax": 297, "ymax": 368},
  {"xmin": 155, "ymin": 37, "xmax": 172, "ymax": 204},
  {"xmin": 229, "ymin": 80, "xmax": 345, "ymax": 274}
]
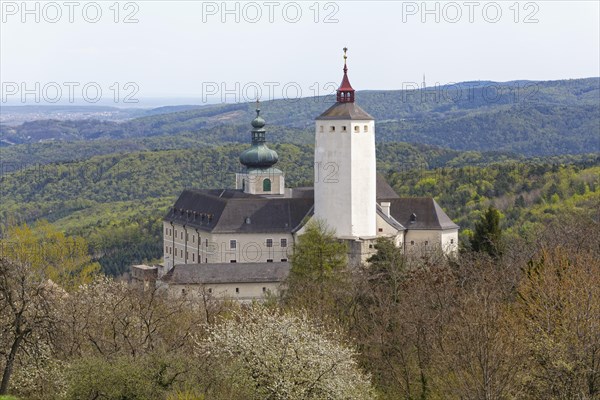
[{"xmin": 337, "ymin": 47, "xmax": 355, "ymax": 103}]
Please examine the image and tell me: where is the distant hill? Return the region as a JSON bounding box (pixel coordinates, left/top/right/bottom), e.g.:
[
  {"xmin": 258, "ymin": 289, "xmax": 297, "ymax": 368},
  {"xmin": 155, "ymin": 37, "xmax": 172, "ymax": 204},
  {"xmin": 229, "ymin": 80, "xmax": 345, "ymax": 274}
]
[{"xmin": 1, "ymin": 78, "xmax": 598, "ymax": 156}]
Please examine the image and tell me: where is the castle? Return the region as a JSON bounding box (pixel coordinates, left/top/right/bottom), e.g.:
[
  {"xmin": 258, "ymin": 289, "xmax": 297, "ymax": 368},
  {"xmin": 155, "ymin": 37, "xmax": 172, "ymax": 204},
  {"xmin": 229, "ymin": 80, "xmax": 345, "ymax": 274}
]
[{"xmin": 146, "ymin": 50, "xmax": 458, "ymax": 301}]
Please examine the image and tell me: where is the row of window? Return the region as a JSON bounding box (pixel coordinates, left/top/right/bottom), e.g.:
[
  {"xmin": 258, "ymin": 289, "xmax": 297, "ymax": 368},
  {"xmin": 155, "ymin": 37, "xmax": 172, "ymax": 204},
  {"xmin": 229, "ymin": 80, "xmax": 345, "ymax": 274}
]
[
  {"xmin": 407, "ymin": 238, "xmax": 454, "ymax": 246},
  {"xmin": 229, "ymin": 259, "xmax": 287, "ymax": 263},
  {"xmin": 229, "ymin": 238, "xmax": 287, "ymax": 249},
  {"xmin": 185, "ymin": 287, "xmax": 270, "ymax": 296},
  {"xmin": 319, "ymin": 125, "xmax": 369, "ymax": 133},
  {"xmin": 165, "ymin": 246, "xmax": 208, "ymax": 263},
  {"xmin": 166, "ymin": 229, "xmax": 288, "ymax": 250}
]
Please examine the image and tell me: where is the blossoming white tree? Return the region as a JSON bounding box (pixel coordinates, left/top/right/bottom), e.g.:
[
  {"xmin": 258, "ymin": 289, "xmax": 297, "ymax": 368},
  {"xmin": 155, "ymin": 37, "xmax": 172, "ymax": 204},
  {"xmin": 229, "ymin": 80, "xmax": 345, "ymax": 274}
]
[{"xmin": 199, "ymin": 307, "xmax": 374, "ymax": 400}]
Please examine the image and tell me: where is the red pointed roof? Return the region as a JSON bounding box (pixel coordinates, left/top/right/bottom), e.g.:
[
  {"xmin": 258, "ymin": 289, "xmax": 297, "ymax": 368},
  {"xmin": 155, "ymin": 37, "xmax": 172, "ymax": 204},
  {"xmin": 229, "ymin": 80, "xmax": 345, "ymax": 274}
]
[{"xmin": 337, "ymin": 47, "xmax": 355, "ymax": 103}]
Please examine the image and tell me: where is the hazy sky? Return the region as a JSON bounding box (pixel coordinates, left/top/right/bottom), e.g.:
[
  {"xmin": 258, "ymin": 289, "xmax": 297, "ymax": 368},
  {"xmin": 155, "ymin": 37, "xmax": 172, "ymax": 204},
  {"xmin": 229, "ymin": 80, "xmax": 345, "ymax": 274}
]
[{"xmin": 1, "ymin": 0, "xmax": 599, "ymax": 105}]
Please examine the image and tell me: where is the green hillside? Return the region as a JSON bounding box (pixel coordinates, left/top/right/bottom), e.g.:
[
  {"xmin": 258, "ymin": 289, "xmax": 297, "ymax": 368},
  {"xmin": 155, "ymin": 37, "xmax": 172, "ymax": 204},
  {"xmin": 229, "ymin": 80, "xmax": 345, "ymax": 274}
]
[
  {"xmin": 1, "ymin": 141, "xmax": 597, "ymax": 275},
  {"xmin": 1, "ymin": 78, "xmax": 598, "ymax": 156}
]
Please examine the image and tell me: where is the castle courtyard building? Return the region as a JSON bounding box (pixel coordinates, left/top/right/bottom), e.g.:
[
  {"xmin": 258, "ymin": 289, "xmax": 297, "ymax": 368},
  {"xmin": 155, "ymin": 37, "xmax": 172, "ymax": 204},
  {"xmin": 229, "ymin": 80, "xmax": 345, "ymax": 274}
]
[{"xmin": 146, "ymin": 50, "xmax": 459, "ymax": 301}]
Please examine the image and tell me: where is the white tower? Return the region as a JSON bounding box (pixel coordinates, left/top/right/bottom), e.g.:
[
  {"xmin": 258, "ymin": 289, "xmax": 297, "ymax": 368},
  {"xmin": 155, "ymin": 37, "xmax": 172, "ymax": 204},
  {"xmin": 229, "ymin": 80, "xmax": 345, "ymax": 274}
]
[{"xmin": 314, "ymin": 48, "xmax": 376, "ymax": 239}]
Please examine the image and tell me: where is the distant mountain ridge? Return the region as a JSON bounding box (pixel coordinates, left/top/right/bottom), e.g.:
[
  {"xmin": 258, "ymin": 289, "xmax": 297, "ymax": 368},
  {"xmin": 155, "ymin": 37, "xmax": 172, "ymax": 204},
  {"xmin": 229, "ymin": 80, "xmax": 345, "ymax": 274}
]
[{"xmin": 1, "ymin": 77, "xmax": 598, "ymax": 156}]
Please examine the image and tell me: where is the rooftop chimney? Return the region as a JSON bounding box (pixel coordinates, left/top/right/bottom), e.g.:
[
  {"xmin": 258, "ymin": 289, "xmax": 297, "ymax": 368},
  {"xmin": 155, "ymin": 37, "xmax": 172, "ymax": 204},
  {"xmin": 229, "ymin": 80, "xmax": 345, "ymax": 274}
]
[{"xmin": 381, "ymin": 202, "xmax": 391, "ymax": 218}]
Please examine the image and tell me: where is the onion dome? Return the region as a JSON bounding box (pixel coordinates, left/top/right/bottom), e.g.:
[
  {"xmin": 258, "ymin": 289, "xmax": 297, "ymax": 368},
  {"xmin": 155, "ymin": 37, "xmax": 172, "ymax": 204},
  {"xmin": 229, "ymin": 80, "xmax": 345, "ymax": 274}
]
[{"xmin": 239, "ymin": 104, "xmax": 278, "ymax": 169}]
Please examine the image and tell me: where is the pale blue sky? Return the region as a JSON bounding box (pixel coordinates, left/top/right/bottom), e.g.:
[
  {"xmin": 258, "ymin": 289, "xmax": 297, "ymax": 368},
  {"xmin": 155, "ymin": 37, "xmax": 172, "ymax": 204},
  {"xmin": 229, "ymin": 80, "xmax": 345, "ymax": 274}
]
[{"xmin": 1, "ymin": 1, "xmax": 598, "ymax": 104}]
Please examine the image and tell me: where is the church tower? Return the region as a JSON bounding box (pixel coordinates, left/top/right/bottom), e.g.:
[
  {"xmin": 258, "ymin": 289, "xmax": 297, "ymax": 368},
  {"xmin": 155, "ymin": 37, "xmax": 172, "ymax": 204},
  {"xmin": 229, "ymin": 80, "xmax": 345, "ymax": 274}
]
[
  {"xmin": 314, "ymin": 48, "xmax": 376, "ymax": 238},
  {"xmin": 236, "ymin": 102, "xmax": 285, "ymax": 195}
]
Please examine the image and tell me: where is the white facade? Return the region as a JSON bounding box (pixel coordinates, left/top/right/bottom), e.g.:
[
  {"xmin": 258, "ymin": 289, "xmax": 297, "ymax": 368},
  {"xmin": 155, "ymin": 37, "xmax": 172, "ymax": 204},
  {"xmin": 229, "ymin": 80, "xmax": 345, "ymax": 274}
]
[
  {"xmin": 163, "ymin": 222, "xmax": 293, "ymax": 269},
  {"xmin": 166, "ymin": 281, "xmax": 282, "ymax": 303},
  {"xmin": 314, "ymin": 119, "xmax": 377, "ymax": 238},
  {"xmin": 235, "ymin": 168, "xmax": 285, "ymax": 196}
]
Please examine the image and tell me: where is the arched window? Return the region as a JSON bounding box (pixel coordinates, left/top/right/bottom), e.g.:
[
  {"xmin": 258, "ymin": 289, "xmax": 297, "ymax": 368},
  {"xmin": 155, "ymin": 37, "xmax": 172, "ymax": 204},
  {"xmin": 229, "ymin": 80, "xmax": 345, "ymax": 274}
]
[{"xmin": 263, "ymin": 178, "xmax": 271, "ymax": 192}]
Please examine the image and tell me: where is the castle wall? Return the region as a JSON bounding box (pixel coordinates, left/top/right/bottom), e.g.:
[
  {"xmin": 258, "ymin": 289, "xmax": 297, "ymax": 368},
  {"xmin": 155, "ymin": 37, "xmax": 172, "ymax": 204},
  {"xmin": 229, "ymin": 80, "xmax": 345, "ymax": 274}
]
[{"xmin": 163, "ymin": 222, "xmax": 293, "ymax": 266}]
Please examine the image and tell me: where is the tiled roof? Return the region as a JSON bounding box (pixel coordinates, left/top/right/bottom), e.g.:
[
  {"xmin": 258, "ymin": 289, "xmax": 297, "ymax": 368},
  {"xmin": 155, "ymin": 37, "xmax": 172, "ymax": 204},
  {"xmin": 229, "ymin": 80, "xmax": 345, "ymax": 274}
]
[
  {"xmin": 165, "ymin": 177, "xmax": 457, "ymax": 233},
  {"xmin": 315, "ymin": 102, "xmax": 374, "ymax": 120},
  {"xmin": 165, "ymin": 189, "xmax": 313, "ymax": 234},
  {"xmin": 380, "ymin": 197, "xmax": 460, "ymax": 230}
]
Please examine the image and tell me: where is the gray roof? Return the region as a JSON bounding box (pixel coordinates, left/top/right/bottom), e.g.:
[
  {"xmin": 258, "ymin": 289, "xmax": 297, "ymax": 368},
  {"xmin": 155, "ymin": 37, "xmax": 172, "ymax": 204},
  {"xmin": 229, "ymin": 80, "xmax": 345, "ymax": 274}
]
[
  {"xmin": 165, "ymin": 189, "xmax": 313, "ymax": 233},
  {"xmin": 380, "ymin": 197, "xmax": 459, "ymax": 230},
  {"xmin": 316, "ymin": 102, "xmax": 374, "ymax": 120},
  {"xmin": 163, "ymin": 262, "xmax": 290, "ymax": 284},
  {"xmin": 376, "ymin": 175, "xmax": 399, "ymax": 199},
  {"xmin": 165, "ymin": 177, "xmax": 457, "ymax": 233}
]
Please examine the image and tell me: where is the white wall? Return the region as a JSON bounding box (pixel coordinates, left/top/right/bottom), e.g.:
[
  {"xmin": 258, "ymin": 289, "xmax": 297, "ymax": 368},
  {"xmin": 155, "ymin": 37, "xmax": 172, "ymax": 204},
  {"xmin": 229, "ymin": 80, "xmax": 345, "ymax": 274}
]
[
  {"xmin": 167, "ymin": 281, "xmax": 282, "ymax": 302},
  {"xmin": 314, "ymin": 119, "xmax": 376, "ymax": 238},
  {"xmin": 404, "ymin": 229, "xmax": 458, "ymax": 256},
  {"xmin": 164, "ymin": 223, "xmax": 293, "ymax": 265},
  {"xmin": 235, "ymin": 170, "xmax": 285, "ymax": 195}
]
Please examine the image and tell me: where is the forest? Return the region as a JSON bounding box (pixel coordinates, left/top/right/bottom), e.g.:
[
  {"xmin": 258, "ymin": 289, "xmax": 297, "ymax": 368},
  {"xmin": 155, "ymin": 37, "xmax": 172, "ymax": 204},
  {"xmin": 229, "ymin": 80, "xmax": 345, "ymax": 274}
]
[
  {"xmin": 0, "ymin": 205, "xmax": 598, "ymax": 399},
  {"xmin": 0, "ymin": 75, "xmax": 598, "ymax": 399},
  {"xmin": 1, "ymin": 77, "xmax": 599, "ymax": 155},
  {"xmin": 1, "ymin": 134, "xmax": 598, "ymax": 275}
]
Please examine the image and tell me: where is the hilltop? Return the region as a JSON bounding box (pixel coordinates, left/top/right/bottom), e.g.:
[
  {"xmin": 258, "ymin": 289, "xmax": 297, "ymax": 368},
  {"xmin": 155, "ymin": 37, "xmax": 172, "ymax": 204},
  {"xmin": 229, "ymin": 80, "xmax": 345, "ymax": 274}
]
[{"xmin": 1, "ymin": 78, "xmax": 598, "ymax": 156}]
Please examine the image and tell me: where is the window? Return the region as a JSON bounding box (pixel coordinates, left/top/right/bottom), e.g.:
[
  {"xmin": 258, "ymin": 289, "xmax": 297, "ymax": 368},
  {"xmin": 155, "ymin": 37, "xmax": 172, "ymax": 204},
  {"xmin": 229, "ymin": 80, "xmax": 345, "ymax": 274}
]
[
  {"xmin": 280, "ymin": 238, "xmax": 287, "ymax": 248},
  {"xmin": 230, "ymin": 260, "xmax": 236, "ymax": 263},
  {"xmin": 205, "ymin": 239, "xmax": 208, "ymax": 246},
  {"xmin": 230, "ymin": 239, "xmax": 237, "ymax": 249},
  {"xmin": 451, "ymin": 239, "xmax": 454, "ymax": 244},
  {"xmin": 281, "ymin": 258, "xmax": 288, "ymax": 262},
  {"xmin": 342, "ymin": 126, "xmax": 347, "ymax": 131},
  {"xmin": 354, "ymin": 126, "xmax": 359, "ymax": 132},
  {"xmin": 180, "ymin": 249, "xmax": 183, "ymax": 257},
  {"xmin": 425, "ymin": 241, "xmax": 429, "ymax": 246},
  {"xmin": 235, "ymin": 288, "xmax": 239, "ymax": 294},
  {"xmin": 181, "ymin": 232, "xmax": 183, "ymax": 239},
  {"xmin": 192, "ymin": 253, "xmax": 195, "ymax": 262},
  {"xmin": 364, "ymin": 125, "xmax": 369, "ymax": 132},
  {"xmin": 263, "ymin": 178, "xmax": 271, "ymax": 192},
  {"xmin": 181, "ymin": 288, "xmax": 186, "ymax": 295},
  {"xmin": 319, "ymin": 125, "xmax": 324, "ymax": 132},
  {"xmin": 330, "ymin": 126, "xmax": 335, "ymax": 132},
  {"xmin": 192, "ymin": 235, "xmax": 195, "ymax": 243},
  {"xmin": 165, "ymin": 245, "xmax": 168, "ymax": 252},
  {"xmin": 165, "ymin": 227, "xmax": 168, "ymax": 235},
  {"xmin": 267, "ymin": 259, "xmax": 273, "ymax": 263},
  {"xmin": 378, "ymin": 228, "xmax": 383, "ymax": 232},
  {"xmin": 262, "ymin": 287, "xmax": 267, "ymax": 293},
  {"xmin": 208, "ymin": 288, "xmax": 212, "ymax": 294},
  {"xmin": 174, "ymin": 228, "xmax": 177, "ymax": 237},
  {"xmin": 411, "ymin": 241, "xmax": 415, "ymax": 246},
  {"xmin": 266, "ymin": 239, "xmax": 273, "ymax": 248}
]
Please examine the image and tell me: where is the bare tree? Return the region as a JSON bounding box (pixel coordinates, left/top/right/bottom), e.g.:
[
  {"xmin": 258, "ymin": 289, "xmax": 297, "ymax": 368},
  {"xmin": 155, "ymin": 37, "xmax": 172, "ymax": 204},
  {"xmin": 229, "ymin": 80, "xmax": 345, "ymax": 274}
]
[{"xmin": 0, "ymin": 257, "xmax": 57, "ymax": 395}]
